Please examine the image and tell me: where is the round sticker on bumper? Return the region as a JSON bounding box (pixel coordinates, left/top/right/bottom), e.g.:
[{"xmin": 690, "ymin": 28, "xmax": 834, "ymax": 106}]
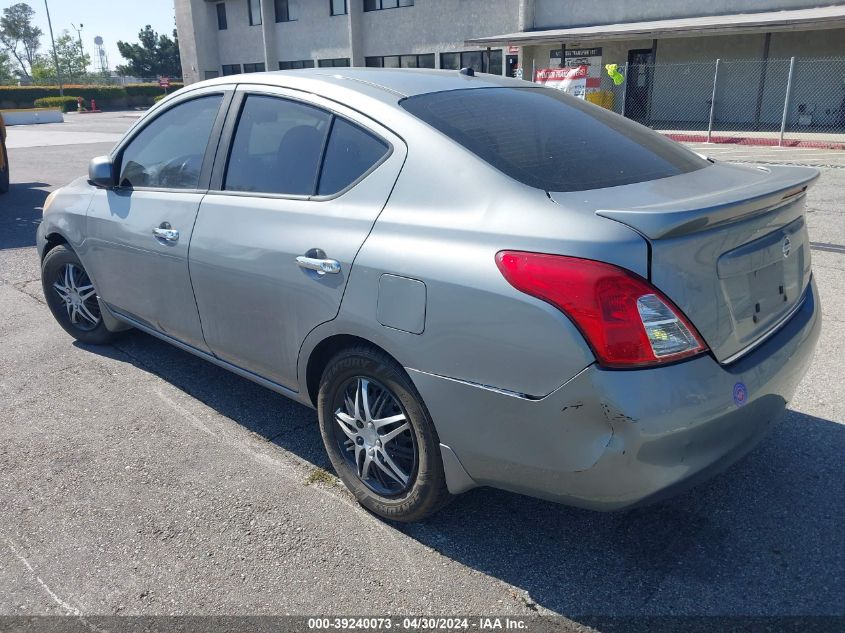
[{"xmin": 733, "ymin": 382, "xmax": 748, "ymax": 407}]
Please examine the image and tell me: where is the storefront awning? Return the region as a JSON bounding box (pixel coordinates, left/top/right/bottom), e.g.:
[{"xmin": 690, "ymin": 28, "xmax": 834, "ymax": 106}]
[{"xmin": 465, "ymin": 5, "xmax": 845, "ymax": 47}]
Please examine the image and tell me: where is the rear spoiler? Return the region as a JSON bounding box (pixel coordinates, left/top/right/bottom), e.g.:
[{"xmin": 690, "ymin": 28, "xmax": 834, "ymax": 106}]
[{"xmin": 596, "ymin": 165, "xmax": 819, "ymax": 240}]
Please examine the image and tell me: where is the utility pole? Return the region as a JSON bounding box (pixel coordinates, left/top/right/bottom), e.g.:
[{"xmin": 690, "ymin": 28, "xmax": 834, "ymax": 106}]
[
  {"xmin": 43, "ymin": 0, "xmax": 63, "ymax": 96},
  {"xmin": 72, "ymin": 23, "xmax": 84, "ymax": 76}
]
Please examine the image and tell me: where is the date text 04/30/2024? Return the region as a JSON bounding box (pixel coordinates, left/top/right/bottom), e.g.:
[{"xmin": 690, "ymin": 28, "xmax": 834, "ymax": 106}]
[{"xmin": 306, "ymin": 617, "xmax": 529, "ymax": 630}]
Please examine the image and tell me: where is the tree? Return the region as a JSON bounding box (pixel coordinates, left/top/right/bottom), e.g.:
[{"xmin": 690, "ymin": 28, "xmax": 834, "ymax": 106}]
[
  {"xmin": 0, "ymin": 50, "xmax": 14, "ymax": 83},
  {"xmin": 0, "ymin": 3, "xmax": 42, "ymax": 78},
  {"xmin": 116, "ymin": 26, "xmax": 181, "ymax": 78},
  {"xmin": 31, "ymin": 30, "xmax": 91, "ymax": 81}
]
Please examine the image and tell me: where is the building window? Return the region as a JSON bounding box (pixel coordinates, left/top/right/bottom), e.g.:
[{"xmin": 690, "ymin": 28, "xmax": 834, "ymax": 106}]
[
  {"xmin": 364, "ymin": 0, "xmax": 413, "ymax": 11},
  {"xmin": 275, "ymin": 0, "xmax": 295, "ymax": 22},
  {"xmin": 318, "ymin": 58, "xmax": 350, "ymax": 68},
  {"xmin": 248, "ymin": 0, "xmax": 261, "ymax": 25},
  {"xmin": 279, "ymin": 59, "xmax": 315, "ymax": 70},
  {"xmin": 243, "ymin": 62, "xmax": 266, "ymax": 73},
  {"xmin": 221, "ymin": 64, "xmax": 241, "ymax": 75},
  {"xmin": 440, "ymin": 50, "xmax": 502, "ymax": 74},
  {"xmin": 365, "ymin": 53, "xmax": 434, "ymax": 69},
  {"xmin": 330, "ymin": 0, "xmax": 347, "ymax": 15},
  {"xmin": 216, "ymin": 3, "xmax": 227, "ymax": 30}
]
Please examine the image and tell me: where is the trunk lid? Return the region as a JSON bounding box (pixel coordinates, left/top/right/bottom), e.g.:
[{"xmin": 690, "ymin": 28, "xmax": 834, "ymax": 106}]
[{"xmin": 550, "ymin": 163, "xmax": 818, "ymax": 364}]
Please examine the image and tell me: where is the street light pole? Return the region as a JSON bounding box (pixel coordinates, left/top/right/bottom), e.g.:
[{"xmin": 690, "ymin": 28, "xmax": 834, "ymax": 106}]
[
  {"xmin": 43, "ymin": 0, "xmax": 63, "ymax": 96},
  {"xmin": 72, "ymin": 23, "xmax": 84, "ymax": 77}
]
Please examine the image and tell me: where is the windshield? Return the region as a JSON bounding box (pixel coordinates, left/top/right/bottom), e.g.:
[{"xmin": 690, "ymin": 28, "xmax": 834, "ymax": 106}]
[{"xmin": 400, "ymin": 87, "xmax": 709, "ymax": 192}]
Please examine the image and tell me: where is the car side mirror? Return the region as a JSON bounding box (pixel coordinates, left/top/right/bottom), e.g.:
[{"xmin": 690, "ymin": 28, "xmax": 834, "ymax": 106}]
[{"xmin": 89, "ymin": 155, "xmax": 116, "ymax": 188}]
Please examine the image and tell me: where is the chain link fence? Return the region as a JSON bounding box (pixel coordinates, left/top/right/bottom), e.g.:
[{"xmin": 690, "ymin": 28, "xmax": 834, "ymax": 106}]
[{"xmin": 596, "ymin": 57, "xmax": 845, "ymax": 146}]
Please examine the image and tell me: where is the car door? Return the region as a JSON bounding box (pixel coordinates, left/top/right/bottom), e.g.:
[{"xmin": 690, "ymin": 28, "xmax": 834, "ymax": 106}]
[
  {"xmin": 84, "ymin": 87, "xmax": 232, "ymax": 351},
  {"xmin": 188, "ymin": 86, "xmax": 406, "ymax": 390}
]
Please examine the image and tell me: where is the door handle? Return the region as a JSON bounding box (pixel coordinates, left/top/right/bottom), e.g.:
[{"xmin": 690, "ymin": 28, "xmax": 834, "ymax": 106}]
[
  {"xmin": 152, "ymin": 223, "xmax": 179, "ymax": 242},
  {"xmin": 296, "ymin": 255, "xmax": 341, "ymax": 275}
]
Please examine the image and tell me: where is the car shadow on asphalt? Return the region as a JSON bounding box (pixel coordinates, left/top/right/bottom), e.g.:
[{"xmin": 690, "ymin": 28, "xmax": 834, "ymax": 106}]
[
  {"xmin": 79, "ymin": 330, "xmax": 844, "ymax": 618},
  {"xmin": 0, "ymin": 182, "xmax": 48, "ymax": 250}
]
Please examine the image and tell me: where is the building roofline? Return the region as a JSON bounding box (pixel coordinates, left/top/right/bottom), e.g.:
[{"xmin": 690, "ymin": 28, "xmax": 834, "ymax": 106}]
[{"xmin": 465, "ymin": 5, "xmax": 845, "ymax": 47}]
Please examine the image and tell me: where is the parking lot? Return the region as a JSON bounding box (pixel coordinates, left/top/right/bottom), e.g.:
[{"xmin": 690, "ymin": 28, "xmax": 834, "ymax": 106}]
[{"xmin": 0, "ymin": 112, "xmax": 843, "ymax": 625}]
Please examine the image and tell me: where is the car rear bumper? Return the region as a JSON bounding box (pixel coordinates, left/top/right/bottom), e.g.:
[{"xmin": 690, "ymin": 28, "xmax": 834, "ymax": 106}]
[{"xmin": 409, "ymin": 276, "xmax": 821, "ymax": 510}]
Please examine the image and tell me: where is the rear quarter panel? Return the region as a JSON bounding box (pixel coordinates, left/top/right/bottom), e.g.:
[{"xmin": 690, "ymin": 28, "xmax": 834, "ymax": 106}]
[{"xmin": 301, "ymin": 120, "xmax": 650, "ymax": 398}]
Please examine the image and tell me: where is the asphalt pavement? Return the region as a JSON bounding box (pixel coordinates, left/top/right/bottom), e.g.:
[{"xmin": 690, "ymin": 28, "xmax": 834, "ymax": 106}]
[{"xmin": 0, "ymin": 112, "xmax": 843, "ymax": 625}]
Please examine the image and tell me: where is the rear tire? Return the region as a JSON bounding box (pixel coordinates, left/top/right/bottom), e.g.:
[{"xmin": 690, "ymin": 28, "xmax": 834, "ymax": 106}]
[
  {"xmin": 41, "ymin": 245, "xmax": 118, "ymax": 345},
  {"xmin": 317, "ymin": 346, "xmax": 451, "ymax": 522}
]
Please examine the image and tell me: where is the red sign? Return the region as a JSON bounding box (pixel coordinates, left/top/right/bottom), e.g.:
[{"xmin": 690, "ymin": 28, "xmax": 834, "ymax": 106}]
[
  {"xmin": 159, "ymin": 77, "xmax": 171, "ymax": 88},
  {"xmin": 508, "ymin": 46, "xmax": 520, "ymax": 55},
  {"xmin": 534, "ymin": 66, "xmax": 591, "ymax": 98},
  {"xmin": 534, "ymin": 66, "xmax": 588, "ymax": 82}
]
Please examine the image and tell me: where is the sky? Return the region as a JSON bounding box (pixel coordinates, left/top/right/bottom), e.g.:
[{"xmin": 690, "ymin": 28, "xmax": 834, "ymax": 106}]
[{"xmin": 3, "ymin": 0, "xmax": 177, "ymax": 74}]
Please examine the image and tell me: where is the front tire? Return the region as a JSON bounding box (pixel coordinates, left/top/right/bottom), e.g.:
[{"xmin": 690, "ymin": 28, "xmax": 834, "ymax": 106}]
[
  {"xmin": 41, "ymin": 245, "xmax": 117, "ymax": 345},
  {"xmin": 317, "ymin": 346, "xmax": 451, "ymax": 522}
]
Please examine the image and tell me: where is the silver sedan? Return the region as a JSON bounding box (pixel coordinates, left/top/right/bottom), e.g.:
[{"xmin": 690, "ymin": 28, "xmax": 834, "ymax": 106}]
[{"xmin": 37, "ymin": 69, "xmax": 821, "ymax": 521}]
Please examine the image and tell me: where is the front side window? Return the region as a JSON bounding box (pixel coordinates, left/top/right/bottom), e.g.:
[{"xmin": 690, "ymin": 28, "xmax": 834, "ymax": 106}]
[
  {"xmin": 318, "ymin": 118, "xmax": 389, "ymax": 195},
  {"xmin": 216, "ymin": 3, "xmax": 227, "ymax": 30},
  {"xmin": 225, "ymin": 95, "xmax": 331, "ymax": 195},
  {"xmin": 330, "ymin": 0, "xmax": 347, "ymax": 15},
  {"xmin": 248, "ymin": 0, "xmax": 262, "ymax": 25},
  {"xmin": 119, "ymin": 95, "xmax": 223, "ymax": 190},
  {"xmin": 400, "ymin": 87, "xmax": 708, "ymax": 192}
]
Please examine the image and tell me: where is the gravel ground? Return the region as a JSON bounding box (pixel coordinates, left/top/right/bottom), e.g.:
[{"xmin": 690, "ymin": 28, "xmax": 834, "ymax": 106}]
[{"xmin": 0, "ymin": 113, "xmax": 843, "ymax": 625}]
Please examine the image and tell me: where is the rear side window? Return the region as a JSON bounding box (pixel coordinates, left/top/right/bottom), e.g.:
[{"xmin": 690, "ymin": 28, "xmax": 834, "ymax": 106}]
[
  {"xmin": 225, "ymin": 94, "xmax": 389, "ymax": 197},
  {"xmin": 400, "ymin": 87, "xmax": 708, "ymax": 192},
  {"xmin": 318, "ymin": 118, "xmax": 389, "ymax": 195},
  {"xmin": 225, "ymin": 95, "xmax": 331, "ymax": 195},
  {"xmin": 119, "ymin": 95, "xmax": 222, "ymax": 189}
]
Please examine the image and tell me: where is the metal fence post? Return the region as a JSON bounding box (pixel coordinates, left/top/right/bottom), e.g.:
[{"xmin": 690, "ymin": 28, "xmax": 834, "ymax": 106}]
[
  {"xmin": 707, "ymin": 58, "xmax": 720, "ymax": 143},
  {"xmin": 779, "ymin": 56, "xmax": 796, "ymax": 147},
  {"xmin": 620, "ymin": 62, "xmax": 628, "ymax": 117}
]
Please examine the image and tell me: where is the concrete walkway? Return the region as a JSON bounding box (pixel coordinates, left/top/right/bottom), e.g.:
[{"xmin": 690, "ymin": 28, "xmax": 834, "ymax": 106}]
[{"xmin": 3, "ymin": 111, "xmax": 142, "ymax": 149}]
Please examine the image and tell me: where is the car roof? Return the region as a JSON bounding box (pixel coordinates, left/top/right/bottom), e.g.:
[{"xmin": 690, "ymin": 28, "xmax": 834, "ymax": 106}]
[{"xmin": 198, "ymin": 68, "xmax": 530, "ymax": 102}]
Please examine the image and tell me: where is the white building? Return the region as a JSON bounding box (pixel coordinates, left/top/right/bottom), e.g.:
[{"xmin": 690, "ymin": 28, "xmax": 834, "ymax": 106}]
[
  {"xmin": 175, "ymin": 1, "xmax": 845, "ymax": 131},
  {"xmin": 175, "ymin": 0, "xmax": 523, "ymax": 84},
  {"xmin": 176, "ymin": 1, "xmax": 845, "ymax": 83}
]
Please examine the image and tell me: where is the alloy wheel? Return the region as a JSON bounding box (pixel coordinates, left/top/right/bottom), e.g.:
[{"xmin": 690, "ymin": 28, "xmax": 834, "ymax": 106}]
[
  {"xmin": 333, "ymin": 376, "xmax": 417, "ymax": 497},
  {"xmin": 52, "ymin": 263, "xmax": 101, "ymax": 331}
]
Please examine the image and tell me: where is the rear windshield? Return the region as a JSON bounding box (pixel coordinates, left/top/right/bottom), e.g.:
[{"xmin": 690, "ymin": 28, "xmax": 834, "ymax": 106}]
[{"xmin": 400, "ymin": 87, "xmax": 708, "ymax": 192}]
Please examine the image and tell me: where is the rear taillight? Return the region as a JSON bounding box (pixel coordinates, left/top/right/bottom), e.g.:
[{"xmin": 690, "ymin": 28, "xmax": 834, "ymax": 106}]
[{"xmin": 495, "ymin": 251, "xmax": 707, "ymax": 368}]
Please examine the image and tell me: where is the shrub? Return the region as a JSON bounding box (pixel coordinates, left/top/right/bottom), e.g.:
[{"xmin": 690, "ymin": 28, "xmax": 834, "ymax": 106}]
[
  {"xmin": 153, "ymin": 94, "xmax": 166, "ymax": 103},
  {"xmin": 33, "ymin": 96, "xmax": 84, "ymax": 112},
  {"xmin": 124, "ymin": 83, "xmax": 183, "ymax": 97},
  {"xmin": 0, "ymin": 85, "xmax": 127, "ymax": 108}
]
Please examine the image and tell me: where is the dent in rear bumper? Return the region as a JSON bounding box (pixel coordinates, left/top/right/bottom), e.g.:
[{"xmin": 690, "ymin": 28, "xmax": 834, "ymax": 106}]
[{"xmin": 410, "ymin": 277, "xmax": 821, "ymax": 510}]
